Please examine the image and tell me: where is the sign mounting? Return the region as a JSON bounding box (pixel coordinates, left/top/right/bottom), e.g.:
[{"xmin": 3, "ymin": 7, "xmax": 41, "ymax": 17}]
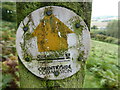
[{"xmin": 16, "ymin": 6, "xmax": 90, "ymax": 80}]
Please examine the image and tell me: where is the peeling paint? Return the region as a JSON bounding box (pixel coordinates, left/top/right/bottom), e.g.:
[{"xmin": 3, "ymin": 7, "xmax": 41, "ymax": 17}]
[
  {"xmin": 16, "ymin": 2, "xmax": 92, "ymax": 88},
  {"xmin": 16, "ymin": 6, "xmax": 90, "ymax": 80}
]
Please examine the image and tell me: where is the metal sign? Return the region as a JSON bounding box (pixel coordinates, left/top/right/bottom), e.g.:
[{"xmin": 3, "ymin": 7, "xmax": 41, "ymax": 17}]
[{"xmin": 16, "ymin": 6, "xmax": 90, "ymax": 80}]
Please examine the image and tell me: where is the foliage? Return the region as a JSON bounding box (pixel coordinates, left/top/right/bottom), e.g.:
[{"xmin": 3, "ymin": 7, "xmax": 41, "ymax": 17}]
[
  {"xmin": 91, "ymin": 32, "xmax": 119, "ymax": 45},
  {"xmin": 2, "ymin": 74, "xmax": 13, "ymax": 89},
  {"xmin": 1, "ymin": 20, "xmax": 119, "ymax": 89},
  {"xmin": 16, "ymin": 2, "xmax": 92, "ymax": 30},
  {"xmin": 91, "ymin": 25, "xmax": 98, "ymax": 29},
  {"xmin": 91, "ymin": 20, "xmax": 118, "ymax": 38},
  {"xmin": 91, "ymin": 20, "xmax": 118, "ymax": 41},
  {"xmin": 91, "ymin": 29, "xmax": 106, "ymax": 35},
  {"xmin": 1, "ymin": 19, "xmax": 19, "ymax": 89},
  {"xmin": 106, "ymin": 20, "xmax": 118, "ymax": 38},
  {"xmin": 1, "ymin": 20, "xmax": 16, "ymax": 41},
  {"xmin": 2, "ymin": 58, "xmax": 19, "ymax": 89},
  {"xmin": 84, "ymin": 40, "xmax": 119, "ymax": 88},
  {"xmin": 104, "ymin": 37, "xmax": 118, "ymax": 44},
  {"xmin": 2, "ymin": 2, "xmax": 16, "ymax": 22},
  {"xmin": 1, "ymin": 2, "xmax": 119, "ymax": 89}
]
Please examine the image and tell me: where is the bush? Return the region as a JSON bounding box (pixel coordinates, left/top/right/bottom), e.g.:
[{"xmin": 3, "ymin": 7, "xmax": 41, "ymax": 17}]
[
  {"xmin": 105, "ymin": 37, "xmax": 117, "ymax": 43},
  {"xmin": 91, "ymin": 25, "xmax": 98, "ymax": 29},
  {"xmin": 90, "ymin": 32, "xmax": 118, "ymax": 45},
  {"xmin": 106, "ymin": 20, "xmax": 118, "ymax": 38},
  {"xmin": 2, "ymin": 2, "xmax": 16, "ymax": 22},
  {"xmin": 96, "ymin": 34, "xmax": 107, "ymax": 42},
  {"xmin": 118, "ymin": 39, "xmax": 120, "ymax": 45},
  {"xmin": 91, "ymin": 29, "xmax": 106, "ymax": 36},
  {"xmin": 2, "ymin": 59, "xmax": 19, "ymax": 89}
]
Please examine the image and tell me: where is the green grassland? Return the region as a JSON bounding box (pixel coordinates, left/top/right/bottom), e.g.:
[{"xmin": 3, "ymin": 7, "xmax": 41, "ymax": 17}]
[
  {"xmin": 1, "ymin": 20, "xmax": 119, "ymax": 88},
  {"xmin": 84, "ymin": 40, "xmax": 119, "ymax": 88}
]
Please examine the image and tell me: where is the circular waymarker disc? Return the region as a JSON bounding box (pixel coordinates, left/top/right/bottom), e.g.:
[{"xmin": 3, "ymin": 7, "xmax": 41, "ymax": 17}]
[{"xmin": 16, "ymin": 6, "xmax": 90, "ymax": 80}]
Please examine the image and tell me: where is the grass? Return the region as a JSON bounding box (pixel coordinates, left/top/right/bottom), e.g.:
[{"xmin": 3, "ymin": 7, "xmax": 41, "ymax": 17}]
[
  {"xmin": 0, "ymin": 20, "xmax": 16, "ymax": 42},
  {"xmin": 84, "ymin": 40, "xmax": 119, "ymax": 88},
  {"xmin": 1, "ymin": 20, "xmax": 119, "ymax": 88}
]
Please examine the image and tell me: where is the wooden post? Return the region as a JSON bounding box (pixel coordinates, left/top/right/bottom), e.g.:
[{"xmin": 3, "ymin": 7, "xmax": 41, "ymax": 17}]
[{"xmin": 16, "ymin": 2, "xmax": 92, "ymax": 88}]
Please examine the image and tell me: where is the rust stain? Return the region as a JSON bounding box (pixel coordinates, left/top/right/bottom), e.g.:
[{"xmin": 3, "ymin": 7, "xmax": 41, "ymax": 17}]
[{"xmin": 32, "ymin": 15, "xmax": 74, "ymax": 52}]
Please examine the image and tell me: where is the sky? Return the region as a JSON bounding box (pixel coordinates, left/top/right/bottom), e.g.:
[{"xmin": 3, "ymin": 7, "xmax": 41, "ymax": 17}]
[{"xmin": 92, "ymin": 0, "xmax": 119, "ymax": 17}]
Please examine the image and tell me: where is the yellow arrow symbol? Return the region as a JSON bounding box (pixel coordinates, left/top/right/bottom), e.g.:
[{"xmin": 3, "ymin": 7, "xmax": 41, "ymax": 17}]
[{"xmin": 32, "ymin": 14, "xmax": 74, "ymax": 52}]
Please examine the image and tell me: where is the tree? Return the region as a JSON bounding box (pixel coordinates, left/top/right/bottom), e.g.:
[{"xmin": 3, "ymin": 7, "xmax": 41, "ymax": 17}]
[
  {"xmin": 91, "ymin": 25, "xmax": 98, "ymax": 29},
  {"xmin": 106, "ymin": 20, "xmax": 118, "ymax": 38}
]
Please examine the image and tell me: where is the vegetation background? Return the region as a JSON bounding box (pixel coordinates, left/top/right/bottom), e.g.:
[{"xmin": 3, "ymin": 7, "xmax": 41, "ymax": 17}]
[{"xmin": 0, "ymin": 2, "xmax": 119, "ymax": 89}]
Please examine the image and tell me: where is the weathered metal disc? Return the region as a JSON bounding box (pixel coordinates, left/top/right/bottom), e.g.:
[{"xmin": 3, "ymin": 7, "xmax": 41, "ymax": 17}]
[{"xmin": 16, "ymin": 6, "xmax": 90, "ymax": 80}]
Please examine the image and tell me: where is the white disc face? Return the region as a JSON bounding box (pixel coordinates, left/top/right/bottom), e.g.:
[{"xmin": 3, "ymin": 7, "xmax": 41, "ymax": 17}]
[{"xmin": 16, "ymin": 6, "xmax": 90, "ymax": 80}]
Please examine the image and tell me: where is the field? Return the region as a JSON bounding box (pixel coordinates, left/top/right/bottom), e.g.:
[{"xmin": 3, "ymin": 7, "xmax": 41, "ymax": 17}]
[
  {"xmin": 1, "ymin": 20, "xmax": 119, "ymax": 89},
  {"xmin": 84, "ymin": 40, "xmax": 119, "ymax": 88}
]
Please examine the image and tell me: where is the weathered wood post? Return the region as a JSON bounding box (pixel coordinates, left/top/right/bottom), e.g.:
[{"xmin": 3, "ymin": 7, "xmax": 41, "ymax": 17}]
[{"xmin": 16, "ymin": 1, "xmax": 92, "ymax": 88}]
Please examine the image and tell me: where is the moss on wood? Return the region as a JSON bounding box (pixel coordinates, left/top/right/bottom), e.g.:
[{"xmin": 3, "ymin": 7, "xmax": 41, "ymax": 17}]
[{"xmin": 17, "ymin": 2, "xmax": 92, "ymax": 88}]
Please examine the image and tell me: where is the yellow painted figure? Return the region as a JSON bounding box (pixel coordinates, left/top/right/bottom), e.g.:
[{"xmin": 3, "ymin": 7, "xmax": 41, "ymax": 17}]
[{"xmin": 32, "ymin": 15, "xmax": 74, "ymax": 52}]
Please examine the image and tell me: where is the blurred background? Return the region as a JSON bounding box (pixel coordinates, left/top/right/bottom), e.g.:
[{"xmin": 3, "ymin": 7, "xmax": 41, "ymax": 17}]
[{"xmin": 0, "ymin": 0, "xmax": 119, "ymax": 89}]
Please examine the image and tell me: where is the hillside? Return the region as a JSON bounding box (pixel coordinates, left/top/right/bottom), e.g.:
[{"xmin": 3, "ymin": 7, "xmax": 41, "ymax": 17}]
[{"xmin": 84, "ymin": 40, "xmax": 118, "ymax": 88}]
